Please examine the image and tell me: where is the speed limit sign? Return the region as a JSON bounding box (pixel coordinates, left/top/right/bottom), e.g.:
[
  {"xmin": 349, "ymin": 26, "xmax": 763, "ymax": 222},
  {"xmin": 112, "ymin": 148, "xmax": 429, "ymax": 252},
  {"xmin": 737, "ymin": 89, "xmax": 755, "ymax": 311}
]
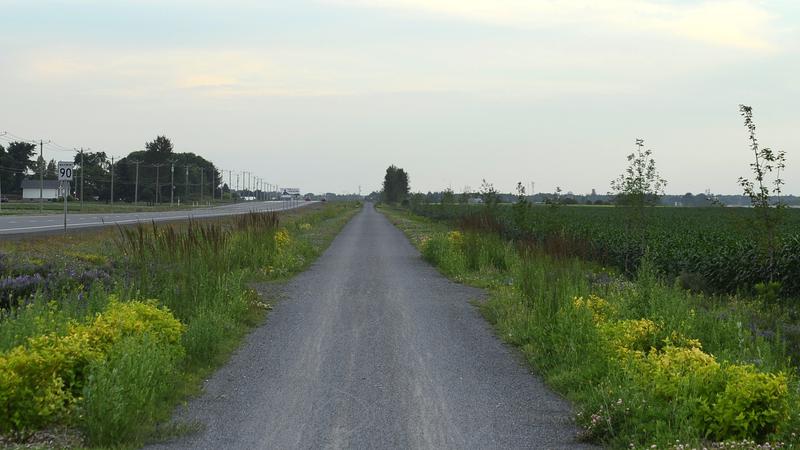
[{"xmin": 58, "ymin": 161, "xmax": 74, "ymax": 181}]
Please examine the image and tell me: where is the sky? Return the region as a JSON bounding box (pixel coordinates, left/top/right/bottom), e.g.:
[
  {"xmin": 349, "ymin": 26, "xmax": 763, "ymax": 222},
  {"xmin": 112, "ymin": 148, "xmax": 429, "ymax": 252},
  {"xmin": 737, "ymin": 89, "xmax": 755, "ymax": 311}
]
[{"xmin": 0, "ymin": 0, "xmax": 798, "ymax": 195}]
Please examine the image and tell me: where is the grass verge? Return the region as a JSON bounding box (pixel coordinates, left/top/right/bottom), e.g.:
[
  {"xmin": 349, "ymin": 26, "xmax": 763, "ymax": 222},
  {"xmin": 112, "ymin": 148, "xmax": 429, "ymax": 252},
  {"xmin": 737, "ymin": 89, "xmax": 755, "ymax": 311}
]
[{"xmin": 379, "ymin": 205, "xmax": 800, "ymax": 450}]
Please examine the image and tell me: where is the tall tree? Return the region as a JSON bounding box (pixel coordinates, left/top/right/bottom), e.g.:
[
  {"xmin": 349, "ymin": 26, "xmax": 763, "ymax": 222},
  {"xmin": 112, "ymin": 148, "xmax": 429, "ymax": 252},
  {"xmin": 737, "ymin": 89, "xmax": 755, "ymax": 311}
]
[
  {"xmin": 46, "ymin": 159, "xmax": 57, "ymax": 179},
  {"xmin": 382, "ymin": 165, "xmax": 409, "ymax": 203},
  {"xmin": 1, "ymin": 141, "xmax": 36, "ymax": 194},
  {"xmin": 145, "ymin": 135, "xmax": 174, "ymax": 157},
  {"xmin": 74, "ymin": 151, "xmax": 109, "ymax": 200}
]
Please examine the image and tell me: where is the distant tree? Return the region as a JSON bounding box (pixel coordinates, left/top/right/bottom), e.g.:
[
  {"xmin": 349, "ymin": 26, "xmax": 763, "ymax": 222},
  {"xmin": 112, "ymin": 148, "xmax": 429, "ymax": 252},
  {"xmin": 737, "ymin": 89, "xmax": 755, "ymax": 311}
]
[
  {"xmin": 145, "ymin": 135, "xmax": 174, "ymax": 156},
  {"xmin": 46, "ymin": 159, "xmax": 57, "ymax": 179},
  {"xmin": 1, "ymin": 141, "xmax": 36, "ymax": 194},
  {"xmin": 610, "ymin": 138, "xmax": 668, "ymax": 273},
  {"xmin": 74, "ymin": 151, "xmax": 109, "ymax": 200},
  {"xmin": 441, "ymin": 188, "xmax": 455, "ymax": 205},
  {"xmin": 381, "ymin": 165, "xmax": 409, "ymax": 203},
  {"xmin": 114, "ymin": 143, "xmax": 219, "ymax": 203},
  {"xmin": 610, "ymin": 139, "xmax": 667, "ymax": 207},
  {"xmin": 545, "ymin": 186, "xmax": 563, "ymax": 208},
  {"xmin": 409, "ymin": 192, "xmax": 426, "ymax": 210},
  {"xmin": 479, "ymin": 179, "xmax": 499, "ymax": 209},
  {"xmin": 512, "ymin": 182, "xmax": 530, "ymax": 231}
]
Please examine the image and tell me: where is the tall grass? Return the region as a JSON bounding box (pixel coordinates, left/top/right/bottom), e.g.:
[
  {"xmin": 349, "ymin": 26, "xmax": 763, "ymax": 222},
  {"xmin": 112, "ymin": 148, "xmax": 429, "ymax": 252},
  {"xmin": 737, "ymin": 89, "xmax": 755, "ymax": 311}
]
[{"xmin": 82, "ymin": 333, "xmax": 183, "ymax": 445}]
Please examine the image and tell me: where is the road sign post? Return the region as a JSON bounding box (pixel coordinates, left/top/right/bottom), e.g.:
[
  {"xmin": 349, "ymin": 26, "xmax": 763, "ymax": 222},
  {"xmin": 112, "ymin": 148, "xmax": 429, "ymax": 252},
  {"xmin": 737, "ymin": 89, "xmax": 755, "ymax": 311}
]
[{"xmin": 58, "ymin": 161, "xmax": 74, "ymax": 233}]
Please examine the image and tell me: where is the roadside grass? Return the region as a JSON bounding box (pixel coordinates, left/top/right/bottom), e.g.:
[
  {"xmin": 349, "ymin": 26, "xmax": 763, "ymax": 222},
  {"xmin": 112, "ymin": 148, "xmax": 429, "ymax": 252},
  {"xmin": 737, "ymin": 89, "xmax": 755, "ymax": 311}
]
[
  {"xmin": 0, "ymin": 202, "xmax": 360, "ymax": 448},
  {"xmin": 379, "ymin": 205, "xmax": 800, "ymax": 449}
]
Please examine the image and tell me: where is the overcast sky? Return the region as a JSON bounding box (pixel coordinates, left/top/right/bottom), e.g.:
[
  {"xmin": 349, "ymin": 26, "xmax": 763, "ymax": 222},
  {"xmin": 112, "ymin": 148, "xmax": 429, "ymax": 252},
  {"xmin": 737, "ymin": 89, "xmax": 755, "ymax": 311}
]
[{"xmin": 0, "ymin": 0, "xmax": 797, "ymax": 195}]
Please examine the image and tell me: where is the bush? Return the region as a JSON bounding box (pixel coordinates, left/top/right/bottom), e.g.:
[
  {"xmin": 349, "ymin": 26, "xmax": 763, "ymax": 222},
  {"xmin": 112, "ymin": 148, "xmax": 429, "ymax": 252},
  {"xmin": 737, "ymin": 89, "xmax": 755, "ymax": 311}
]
[
  {"xmin": 704, "ymin": 365, "xmax": 789, "ymax": 440},
  {"xmin": 582, "ymin": 294, "xmax": 792, "ymax": 442},
  {"xmin": 0, "ymin": 299, "xmax": 184, "ymax": 433}
]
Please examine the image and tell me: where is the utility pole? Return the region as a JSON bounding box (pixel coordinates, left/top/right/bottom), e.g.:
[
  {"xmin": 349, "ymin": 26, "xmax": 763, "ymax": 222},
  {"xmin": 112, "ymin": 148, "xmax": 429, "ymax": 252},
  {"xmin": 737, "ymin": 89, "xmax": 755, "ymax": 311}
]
[
  {"xmin": 39, "ymin": 140, "xmax": 44, "ymax": 212},
  {"xmin": 185, "ymin": 165, "xmax": 190, "ymax": 204},
  {"xmin": 170, "ymin": 162, "xmax": 175, "ymax": 207},
  {"xmin": 228, "ymin": 170, "xmax": 232, "ymax": 202},
  {"xmin": 131, "ymin": 160, "xmax": 141, "ymax": 206},
  {"xmin": 200, "ymin": 168, "xmax": 204, "ymax": 204},
  {"xmin": 154, "ymin": 164, "xmax": 162, "ymax": 204},
  {"xmin": 110, "ymin": 156, "xmax": 115, "ymax": 212},
  {"xmin": 80, "ymin": 148, "xmax": 85, "ymax": 211}
]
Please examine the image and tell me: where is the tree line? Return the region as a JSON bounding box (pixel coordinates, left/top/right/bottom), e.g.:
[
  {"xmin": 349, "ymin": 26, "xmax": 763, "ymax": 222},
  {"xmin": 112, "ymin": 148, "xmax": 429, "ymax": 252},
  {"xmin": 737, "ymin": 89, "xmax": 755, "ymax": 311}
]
[{"xmin": 0, "ymin": 136, "xmax": 223, "ymax": 203}]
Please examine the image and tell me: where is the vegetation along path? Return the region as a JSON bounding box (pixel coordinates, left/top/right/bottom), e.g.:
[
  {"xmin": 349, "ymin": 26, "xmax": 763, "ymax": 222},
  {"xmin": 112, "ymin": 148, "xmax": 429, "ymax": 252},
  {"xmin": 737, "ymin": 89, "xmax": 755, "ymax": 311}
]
[{"xmin": 152, "ymin": 203, "xmax": 588, "ymax": 449}]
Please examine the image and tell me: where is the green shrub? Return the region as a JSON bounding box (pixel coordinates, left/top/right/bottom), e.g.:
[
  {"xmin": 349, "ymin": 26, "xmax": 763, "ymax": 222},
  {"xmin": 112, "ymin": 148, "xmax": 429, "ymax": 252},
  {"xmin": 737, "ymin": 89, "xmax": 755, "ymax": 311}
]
[
  {"xmin": 0, "ymin": 299, "xmax": 184, "ymax": 433},
  {"xmin": 704, "ymin": 364, "xmax": 790, "ymax": 440}
]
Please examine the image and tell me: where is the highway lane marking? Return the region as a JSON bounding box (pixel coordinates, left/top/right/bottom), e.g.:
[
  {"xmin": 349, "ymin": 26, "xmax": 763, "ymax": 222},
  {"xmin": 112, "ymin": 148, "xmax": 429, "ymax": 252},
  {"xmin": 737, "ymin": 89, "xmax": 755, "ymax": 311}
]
[{"xmin": 0, "ymin": 203, "xmax": 310, "ymax": 233}]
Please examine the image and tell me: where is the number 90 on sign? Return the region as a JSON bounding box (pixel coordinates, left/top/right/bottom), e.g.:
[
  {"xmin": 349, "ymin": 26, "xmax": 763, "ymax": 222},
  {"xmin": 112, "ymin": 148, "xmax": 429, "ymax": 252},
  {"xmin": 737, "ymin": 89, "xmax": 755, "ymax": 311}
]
[{"xmin": 58, "ymin": 162, "xmax": 74, "ymax": 181}]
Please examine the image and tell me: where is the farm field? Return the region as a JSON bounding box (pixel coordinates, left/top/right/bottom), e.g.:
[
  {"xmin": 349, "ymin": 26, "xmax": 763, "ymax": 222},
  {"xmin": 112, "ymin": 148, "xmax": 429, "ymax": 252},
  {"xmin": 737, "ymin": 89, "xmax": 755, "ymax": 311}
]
[
  {"xmin": 410, "ymin": 203, "xmax": 800, "ymax": 299},
  {"xmin": 380, "ymin": 204, "xmax": 800, "ymax": 449},
  {"xmin": 0, "ymin": 202, "xmax": 360, "ymax": 447}
]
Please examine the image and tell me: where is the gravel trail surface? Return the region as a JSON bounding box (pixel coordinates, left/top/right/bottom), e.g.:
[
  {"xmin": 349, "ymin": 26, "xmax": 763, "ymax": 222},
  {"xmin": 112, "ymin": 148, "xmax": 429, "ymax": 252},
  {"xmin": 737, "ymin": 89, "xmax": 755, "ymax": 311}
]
[{"xmin": 150, "ymin": 204, "xmax": 589, "ymax": 449}]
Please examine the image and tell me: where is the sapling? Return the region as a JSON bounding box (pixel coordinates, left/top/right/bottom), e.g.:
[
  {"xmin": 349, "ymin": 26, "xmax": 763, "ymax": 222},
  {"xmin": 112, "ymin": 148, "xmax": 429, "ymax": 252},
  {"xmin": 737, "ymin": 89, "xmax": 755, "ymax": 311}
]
[
  {"xmin": 610, "ymin": 138, "xmax": 667, "ymax": 273},
  {"xmin": 737, "ymin": 104, "xmax": 787, "ymax": 286}
]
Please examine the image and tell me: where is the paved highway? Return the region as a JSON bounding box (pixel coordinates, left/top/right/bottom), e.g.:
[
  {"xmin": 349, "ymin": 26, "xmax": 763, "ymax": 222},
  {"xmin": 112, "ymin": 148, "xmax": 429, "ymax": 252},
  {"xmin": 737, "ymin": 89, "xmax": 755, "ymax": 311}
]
[
  {"xmin": 0, "ymin": 200, "xmax": 312, "ymax": 235},
  {"xmin": 151, "ymin": 204, "xmax": 589, "ymax": 449}
]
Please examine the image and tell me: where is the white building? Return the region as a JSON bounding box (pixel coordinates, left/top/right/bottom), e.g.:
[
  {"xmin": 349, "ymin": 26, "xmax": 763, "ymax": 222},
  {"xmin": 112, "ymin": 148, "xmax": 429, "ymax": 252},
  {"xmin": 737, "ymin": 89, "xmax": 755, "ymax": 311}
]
[{"xmin": 21, "ymin": 180, "xmax": 69, "ymax": 200}]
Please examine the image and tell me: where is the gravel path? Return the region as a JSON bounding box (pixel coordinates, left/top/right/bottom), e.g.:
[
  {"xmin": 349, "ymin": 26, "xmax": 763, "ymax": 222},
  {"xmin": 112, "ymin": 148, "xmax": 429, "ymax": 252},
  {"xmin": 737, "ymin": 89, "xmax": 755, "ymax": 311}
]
[{"xmin": 150, "ymin": 204, "xmax": 590, "ymax": 449}]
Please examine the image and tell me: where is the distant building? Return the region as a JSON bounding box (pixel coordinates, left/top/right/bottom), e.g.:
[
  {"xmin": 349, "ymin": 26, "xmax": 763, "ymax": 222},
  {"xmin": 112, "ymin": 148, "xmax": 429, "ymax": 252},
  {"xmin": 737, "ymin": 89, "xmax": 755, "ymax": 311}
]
[{"xmin": 21, "ymin": 179, "xmax": 69, "ymax": 200}]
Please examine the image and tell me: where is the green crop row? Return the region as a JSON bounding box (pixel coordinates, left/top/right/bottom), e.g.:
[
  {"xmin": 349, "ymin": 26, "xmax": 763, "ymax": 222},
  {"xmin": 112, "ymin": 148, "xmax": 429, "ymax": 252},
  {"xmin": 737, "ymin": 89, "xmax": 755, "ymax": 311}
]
[{"xmin": 410, "ymin": 203, "xmax": 800, "ymax": 299}]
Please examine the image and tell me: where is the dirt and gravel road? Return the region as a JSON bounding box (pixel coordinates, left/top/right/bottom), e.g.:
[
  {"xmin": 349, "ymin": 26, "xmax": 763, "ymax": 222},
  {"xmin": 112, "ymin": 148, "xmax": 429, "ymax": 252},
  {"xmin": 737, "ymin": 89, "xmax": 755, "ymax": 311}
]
[{"xmin": 151, "ymin": 204, "xmax": 589, "ymax": 449}]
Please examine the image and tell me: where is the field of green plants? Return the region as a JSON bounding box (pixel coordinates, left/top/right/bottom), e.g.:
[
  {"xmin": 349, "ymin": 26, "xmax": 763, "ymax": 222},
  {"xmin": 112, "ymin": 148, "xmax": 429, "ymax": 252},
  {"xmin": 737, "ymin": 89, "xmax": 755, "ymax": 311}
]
[
  {"xmin": 381, "ymin": 204, "xmax": 800, "ymax": 449},
  {"xmin": 410, "ymin": 203, "xmax": 800, "ymax": 299},
  {"xmin": 0, "ymin": 202, "xmax": 359, "ymax": 447}
]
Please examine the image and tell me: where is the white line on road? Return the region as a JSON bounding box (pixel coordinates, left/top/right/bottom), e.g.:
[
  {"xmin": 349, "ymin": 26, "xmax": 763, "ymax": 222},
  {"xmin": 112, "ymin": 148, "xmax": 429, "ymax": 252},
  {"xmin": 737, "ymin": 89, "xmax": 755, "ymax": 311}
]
[{"xmin": 0, "ymin": 203, "xmax": 311, "ymax": 234}]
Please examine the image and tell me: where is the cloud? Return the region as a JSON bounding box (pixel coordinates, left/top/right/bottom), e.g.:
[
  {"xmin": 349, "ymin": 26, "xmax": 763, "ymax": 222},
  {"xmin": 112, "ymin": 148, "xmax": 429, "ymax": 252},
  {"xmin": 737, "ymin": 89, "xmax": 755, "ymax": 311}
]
[
  {"xmin": 14, "ymin": 48, "xmax": 350, "ymax": 98},
  {"xmin": 327, "ymin": 0, "xmax": 777, "ymax": 50}
]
